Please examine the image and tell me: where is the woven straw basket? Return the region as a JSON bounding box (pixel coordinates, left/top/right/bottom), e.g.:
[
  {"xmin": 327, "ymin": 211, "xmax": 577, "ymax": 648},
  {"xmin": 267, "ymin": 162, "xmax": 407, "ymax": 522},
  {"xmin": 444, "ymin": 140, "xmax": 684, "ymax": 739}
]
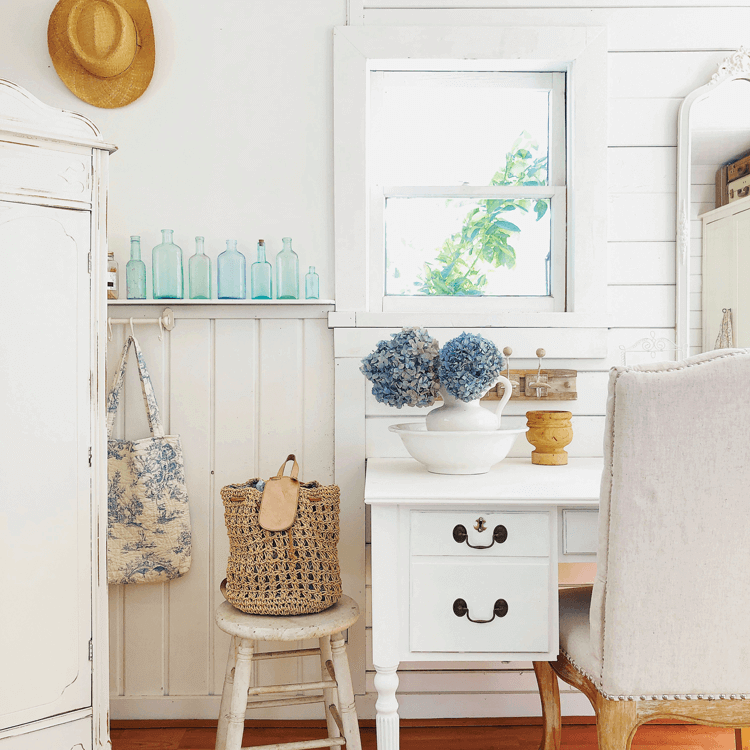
[{"xmin": 221, "ymin": 459, "xmax": 341, "ymax": 616}]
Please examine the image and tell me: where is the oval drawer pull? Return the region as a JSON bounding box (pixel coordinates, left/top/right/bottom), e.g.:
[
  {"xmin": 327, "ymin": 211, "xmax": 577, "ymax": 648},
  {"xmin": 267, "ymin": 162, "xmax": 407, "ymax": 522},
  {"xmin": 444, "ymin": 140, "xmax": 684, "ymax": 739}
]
[
  {"xmin": 453, "ymin": 598, "xmax": 509, "ymax": 623},
  {"xmin": 452, "ymin": 523, "xmax": 507, "ymax": 548}
]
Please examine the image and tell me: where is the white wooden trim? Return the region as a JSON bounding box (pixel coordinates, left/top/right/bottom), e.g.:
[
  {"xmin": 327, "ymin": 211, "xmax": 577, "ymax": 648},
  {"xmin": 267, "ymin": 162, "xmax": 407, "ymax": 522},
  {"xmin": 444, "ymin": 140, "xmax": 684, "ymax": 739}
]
[
  {"xmin": 92, "ymin": 147, "xmax": 111, "ymax": 749},
  {"xmin": 348, "ymin": 311, "xmax": 609, "ymax": 329},
  {"xmin": 676, "ymin": 47, "xmax": 750, "ymax": 356},
  {"xmin": 334, "ymin": 358, "xmax": 368, "ymax": 695},
  {"xmin": 383, "ymin": 186, "xmax": 558, "ymax": 198},
  {"xmin": 333, "ymin": 327, "xmax": 608, "ymax": 358},
  {"xmin": 109, "ymin": 691, "xmax": 594, "ymax": 720},
  {"xmin": 333, "ymin": 25, "xmax": 608, "ymax": 323}
]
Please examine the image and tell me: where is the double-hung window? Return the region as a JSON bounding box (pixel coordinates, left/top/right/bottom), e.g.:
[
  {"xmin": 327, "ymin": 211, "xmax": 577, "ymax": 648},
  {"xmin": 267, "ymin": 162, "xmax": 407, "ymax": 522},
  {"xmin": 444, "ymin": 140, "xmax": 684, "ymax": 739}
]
[
  {"xmin": 370, "ymin": 69, "xmax": 566, "ymax": 313},
  {"xmin": 333, "ymin": 26, "xmax": 607, "ymax": 325}
]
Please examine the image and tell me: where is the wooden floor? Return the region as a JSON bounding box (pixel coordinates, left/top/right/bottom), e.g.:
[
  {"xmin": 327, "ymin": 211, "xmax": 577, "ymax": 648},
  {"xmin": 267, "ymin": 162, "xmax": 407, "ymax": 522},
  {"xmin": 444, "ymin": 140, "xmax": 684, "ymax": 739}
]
[{"xmin": 110, "ymin": 721, "xmax": 737, "ymax": 749}]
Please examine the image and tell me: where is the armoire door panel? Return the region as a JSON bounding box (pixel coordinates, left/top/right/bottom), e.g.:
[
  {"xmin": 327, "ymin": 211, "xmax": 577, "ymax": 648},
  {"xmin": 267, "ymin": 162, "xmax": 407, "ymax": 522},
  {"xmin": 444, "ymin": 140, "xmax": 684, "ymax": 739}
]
[{"xmin": 0, "ymin": 200, "xmax": 92, "ymax": 730}]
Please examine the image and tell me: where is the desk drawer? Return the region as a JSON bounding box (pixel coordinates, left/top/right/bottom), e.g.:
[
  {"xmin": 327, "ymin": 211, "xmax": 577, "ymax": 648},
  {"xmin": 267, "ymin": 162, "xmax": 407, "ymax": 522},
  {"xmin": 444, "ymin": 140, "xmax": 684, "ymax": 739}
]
[
  {"xmin": 411, "ymin": 511, "xmax": 549, "ymax": 557},
  {"xmin": 410, "ymin": 559, "xmax": 549, "ymax": 652},
  {"xmin": 562, "ymin": 509, "xmax": 598, "ymax": 555}
]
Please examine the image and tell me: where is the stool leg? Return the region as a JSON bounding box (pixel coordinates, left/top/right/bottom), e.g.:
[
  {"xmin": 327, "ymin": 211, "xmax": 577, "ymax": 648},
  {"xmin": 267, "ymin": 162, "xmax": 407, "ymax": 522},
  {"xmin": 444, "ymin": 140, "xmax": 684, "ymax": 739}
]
[
  {"xmin": 319, "ymin": 635, "xmax": 341, "ymax": 740},
  {"xmin": 223, "ymin": 638, "xmax": 254, "ymax": 750},
  {"xmin": 215, "ymin": 636, "xmax": 238, "ymax": 750},
  {"xmin": 330, "ymin": 631, "xmax": 362, "ymax": 750}
]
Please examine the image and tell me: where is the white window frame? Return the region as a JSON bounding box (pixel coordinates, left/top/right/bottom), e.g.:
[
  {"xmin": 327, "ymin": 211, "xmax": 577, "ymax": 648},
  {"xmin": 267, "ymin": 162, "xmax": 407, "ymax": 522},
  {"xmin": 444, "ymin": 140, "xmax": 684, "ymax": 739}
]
[
  {"xmin": 333, "ymin": 25, "xmax": 608, "ymax": 328},
  {"xmin": 370, "ymin": 69, "xmax": 567, "ymax": 313}
]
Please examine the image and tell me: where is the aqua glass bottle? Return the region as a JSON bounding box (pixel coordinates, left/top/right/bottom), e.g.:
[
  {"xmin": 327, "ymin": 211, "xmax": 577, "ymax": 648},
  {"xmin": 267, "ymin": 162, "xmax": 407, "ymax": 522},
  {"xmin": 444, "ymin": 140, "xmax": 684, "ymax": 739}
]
[
  {"xmin": 217, "ymin": 239, "xmax": 246, "ymax": 299},
  {"xmin": 189, "ymin": 236, "xmax": 212, "ymax": 299},
  {"xmin": 152, "ymin": 229, "xmax": 184, "ymax": 299},
  {"xmin": 250, "ymin": 239, "xmax": 272, "ymax": 299},
  {"xmin": 305, "ymin": 266, "xmax": 319, "ymax": 299},
  {"xmin": 275, "ymin": 236, "xmax": 299, "ymax": 300},
  {"xmin": 126, "ymin": 235, "xmax": 146, "ymax": 299}
]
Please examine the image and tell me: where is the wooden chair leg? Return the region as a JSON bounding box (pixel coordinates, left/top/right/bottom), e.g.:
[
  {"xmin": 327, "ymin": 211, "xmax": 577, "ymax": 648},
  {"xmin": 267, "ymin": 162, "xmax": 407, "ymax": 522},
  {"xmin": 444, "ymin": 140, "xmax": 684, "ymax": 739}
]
[
  {"xmin": 736, "ymin": 728, "xmax": 750, "ymax": 750},
  {"xmin": 222, "ymin": 638, "xmax": 254, "ymax": 750},
  {"xmin": 330, "ymin": 631, "xmax": 362, "ymax": 750},
  {"xmin": 320, "ymin": 635, "xmax": 341, "ymax": 740},
  {"xmin": 533, "ymin": 661, "xmax": 561, "ymax": 750},
  {"xmin": 215, "ymin": 636, "xmax": 238, "ymax": 750},
  {"xmin": 595, "ymin": 698, "xmax": 638, "ymax": 750}
]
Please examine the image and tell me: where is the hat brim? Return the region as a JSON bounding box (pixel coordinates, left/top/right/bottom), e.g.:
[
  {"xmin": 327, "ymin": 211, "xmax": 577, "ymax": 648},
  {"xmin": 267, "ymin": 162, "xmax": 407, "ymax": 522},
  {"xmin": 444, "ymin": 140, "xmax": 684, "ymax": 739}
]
[{"xmin": 48, "ymin": 0, "xmax": 155, "ymax": 109}]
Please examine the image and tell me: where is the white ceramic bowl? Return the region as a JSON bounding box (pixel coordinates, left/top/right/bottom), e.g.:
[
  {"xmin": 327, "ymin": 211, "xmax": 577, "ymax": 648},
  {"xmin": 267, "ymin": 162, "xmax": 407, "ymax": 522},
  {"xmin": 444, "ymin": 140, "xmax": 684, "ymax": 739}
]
[{"xmin": 389, "ymin": 423, "xmax": 526, "ymax": 475}]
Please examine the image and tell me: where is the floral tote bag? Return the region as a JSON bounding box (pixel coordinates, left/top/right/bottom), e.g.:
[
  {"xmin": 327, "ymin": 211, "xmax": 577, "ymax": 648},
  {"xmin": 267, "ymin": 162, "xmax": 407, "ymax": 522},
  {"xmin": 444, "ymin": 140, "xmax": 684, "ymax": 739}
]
[{"xmin": 106, "ymin": 336, "xmax": 192, "ymax": 584}]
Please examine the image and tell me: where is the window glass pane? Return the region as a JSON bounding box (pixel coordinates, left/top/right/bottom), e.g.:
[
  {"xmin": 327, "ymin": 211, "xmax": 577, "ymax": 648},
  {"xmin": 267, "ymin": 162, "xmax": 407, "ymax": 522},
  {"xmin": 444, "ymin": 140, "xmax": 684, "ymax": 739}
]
[
  {"xmin": 385, "ymin": 196, "xmax": 551, "ymax": 297},
  {"xmin": 374, "ymin": 71, "xmax": 550, "ymax": 187}
]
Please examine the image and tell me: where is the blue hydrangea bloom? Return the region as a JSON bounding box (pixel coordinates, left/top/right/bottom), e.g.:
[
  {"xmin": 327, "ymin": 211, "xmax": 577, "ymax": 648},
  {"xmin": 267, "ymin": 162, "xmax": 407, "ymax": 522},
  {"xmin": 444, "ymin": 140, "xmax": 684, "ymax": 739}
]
[
  {"xmin": 438, "ymin": 332, "xmax": 505, "ymax": 402},
  {"xmin": 360, "ymin": 327, "xmax": 440, "ymax": 408}
]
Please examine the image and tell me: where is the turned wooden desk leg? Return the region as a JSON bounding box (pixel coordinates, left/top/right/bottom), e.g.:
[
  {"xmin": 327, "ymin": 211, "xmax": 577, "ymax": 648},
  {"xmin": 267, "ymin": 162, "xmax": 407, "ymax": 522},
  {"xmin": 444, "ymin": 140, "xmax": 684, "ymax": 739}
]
[
  {"xmin": 533, "ymin": 661, "xmax": 562, "ymax": 750},
  {"xmin": 736, "ymin": 728, "xmax": 750, "ymax": 750},
  {"xmin": 373, "ymin": 663, "xmax": 400, "ymax": 750}
]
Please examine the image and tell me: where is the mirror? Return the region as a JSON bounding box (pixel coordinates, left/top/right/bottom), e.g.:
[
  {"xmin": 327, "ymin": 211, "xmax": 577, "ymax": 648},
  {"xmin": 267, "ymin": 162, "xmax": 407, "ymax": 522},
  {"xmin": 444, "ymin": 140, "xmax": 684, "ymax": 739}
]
[{"xmin": 676, "ymin": 48, "xmax": 750, "ymax": 354}]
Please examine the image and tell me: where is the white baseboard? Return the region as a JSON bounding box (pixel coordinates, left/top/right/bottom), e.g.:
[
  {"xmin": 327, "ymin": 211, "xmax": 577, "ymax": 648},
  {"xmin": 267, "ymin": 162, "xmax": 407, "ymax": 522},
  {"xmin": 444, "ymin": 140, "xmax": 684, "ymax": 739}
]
[{"xmin": 110, "ymin": 691, "xmax": 593, "ymax": 721}]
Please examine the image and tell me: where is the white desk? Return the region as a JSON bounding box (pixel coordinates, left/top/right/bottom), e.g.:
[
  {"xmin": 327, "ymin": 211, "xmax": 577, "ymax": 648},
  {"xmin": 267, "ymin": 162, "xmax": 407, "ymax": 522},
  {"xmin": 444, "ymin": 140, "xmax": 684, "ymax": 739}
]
[{"xmin": 364, "ymin": 457, "xmax": 603, "ymax": 750}]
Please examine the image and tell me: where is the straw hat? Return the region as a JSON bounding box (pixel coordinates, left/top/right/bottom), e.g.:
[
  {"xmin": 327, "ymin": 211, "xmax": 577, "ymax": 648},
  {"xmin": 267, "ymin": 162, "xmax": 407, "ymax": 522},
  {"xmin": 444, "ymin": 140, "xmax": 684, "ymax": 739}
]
[{"xmin": 48, "ymin": 0, "xmax": 155, "ymax": 109}]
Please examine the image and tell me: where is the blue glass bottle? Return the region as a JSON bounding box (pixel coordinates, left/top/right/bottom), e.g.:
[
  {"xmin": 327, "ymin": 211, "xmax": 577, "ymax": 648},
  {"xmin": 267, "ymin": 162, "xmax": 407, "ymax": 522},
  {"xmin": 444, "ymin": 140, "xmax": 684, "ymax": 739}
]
[
  {"xmin": 126, "ymin": 236, "xmax": 146, "ymax": 299},
  {"xmin": 189, "ymin": 236, "xmax": 212, "ymax": 299},
  {"xmin": 217, "ymin": 239, "xmax": 246, "ymax": 299},
  {"xmin": 152, "ymin": 229, "xmax": 184, "ymax": 299},
  {"xmin": 250, "ymin": 239, "xmax": 272, "ymax": 299},
  {"xmin": 305, "ymin": 266, "xmax": 319, "ymax": 299},
  {"xmin": 275, "ymin": 236, "xmax": 299, "ymax": 300}
]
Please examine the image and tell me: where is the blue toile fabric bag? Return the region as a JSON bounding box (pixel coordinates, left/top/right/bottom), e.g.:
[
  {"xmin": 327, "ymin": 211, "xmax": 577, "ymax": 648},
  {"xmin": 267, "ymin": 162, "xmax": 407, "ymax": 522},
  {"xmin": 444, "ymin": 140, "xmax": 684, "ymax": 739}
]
[{"xmin": 106, "ymin": 336, "xmax": 192, "ymax": 584}]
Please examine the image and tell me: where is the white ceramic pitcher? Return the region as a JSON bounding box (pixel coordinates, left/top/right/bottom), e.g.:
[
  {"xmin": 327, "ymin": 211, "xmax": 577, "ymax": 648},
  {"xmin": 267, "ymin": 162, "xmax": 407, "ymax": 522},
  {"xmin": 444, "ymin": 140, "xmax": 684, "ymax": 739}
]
[{"xmin": 425, "ymin": 375, "xmax": 514, "ymax": 431}]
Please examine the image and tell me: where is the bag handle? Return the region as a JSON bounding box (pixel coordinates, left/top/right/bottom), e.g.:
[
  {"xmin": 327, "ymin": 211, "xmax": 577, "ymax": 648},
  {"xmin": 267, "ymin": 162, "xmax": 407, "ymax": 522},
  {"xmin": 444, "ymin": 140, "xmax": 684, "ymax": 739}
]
[
  {"xmin": 276, "ymin": 454, "xmax": 299, "ymax": 480},
  {"xmin": 106, "ymin": 336, "xmax": 165, "ymax": 439}
]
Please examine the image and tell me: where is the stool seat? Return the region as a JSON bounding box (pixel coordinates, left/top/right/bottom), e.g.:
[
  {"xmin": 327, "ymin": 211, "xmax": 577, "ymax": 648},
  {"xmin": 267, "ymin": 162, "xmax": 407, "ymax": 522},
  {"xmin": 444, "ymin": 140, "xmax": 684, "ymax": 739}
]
[
  {"xmin": 215, "ymin": 595, "xmax": 359, "ymax": 642},
  {"xmin": 214, "ymin": 595, "xmax": 362, "ymax": 750}
]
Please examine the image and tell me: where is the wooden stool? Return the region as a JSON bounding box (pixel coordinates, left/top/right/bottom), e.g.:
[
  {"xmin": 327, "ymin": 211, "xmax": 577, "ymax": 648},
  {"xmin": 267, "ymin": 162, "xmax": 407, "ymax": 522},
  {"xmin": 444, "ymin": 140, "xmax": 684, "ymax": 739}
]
[{"xmin": 214, "ymin": 595, "xmax": 361, "ymax": 750}]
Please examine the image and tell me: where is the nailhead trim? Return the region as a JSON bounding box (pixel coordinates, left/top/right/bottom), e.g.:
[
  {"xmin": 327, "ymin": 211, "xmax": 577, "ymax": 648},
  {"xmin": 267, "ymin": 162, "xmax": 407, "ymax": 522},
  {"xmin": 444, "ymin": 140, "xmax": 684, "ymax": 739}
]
[{"xmin": 562, "ymin": 648, "xmax": 750, "ymax": 702}]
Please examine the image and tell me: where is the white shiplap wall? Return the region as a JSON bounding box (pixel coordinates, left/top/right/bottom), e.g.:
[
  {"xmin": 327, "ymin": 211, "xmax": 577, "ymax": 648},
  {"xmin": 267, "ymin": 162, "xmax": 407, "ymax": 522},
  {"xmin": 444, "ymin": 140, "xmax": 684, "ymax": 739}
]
[{"xmin": 349, "ymin": 2, "xmax": 742, "ymax": 719}]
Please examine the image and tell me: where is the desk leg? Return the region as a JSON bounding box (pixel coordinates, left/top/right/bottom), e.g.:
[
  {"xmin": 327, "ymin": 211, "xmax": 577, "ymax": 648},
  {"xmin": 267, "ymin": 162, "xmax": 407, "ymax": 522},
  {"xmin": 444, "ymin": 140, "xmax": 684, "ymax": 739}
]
[{"xmin": 374, "ymin": 663, "xmax": 400, "ymax": 750}]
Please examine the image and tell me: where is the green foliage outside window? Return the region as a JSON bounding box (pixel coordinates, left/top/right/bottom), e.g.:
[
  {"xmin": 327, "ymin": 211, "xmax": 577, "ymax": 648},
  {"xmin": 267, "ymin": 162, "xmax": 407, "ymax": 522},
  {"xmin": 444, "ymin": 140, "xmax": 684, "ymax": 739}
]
[{"xmin": 415, "ymin": 134, "xmax": 549, "ymax": 296}]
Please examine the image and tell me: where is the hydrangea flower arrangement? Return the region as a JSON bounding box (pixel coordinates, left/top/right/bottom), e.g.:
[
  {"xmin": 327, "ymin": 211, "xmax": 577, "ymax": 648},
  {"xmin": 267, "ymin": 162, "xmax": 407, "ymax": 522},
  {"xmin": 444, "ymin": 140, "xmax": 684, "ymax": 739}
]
[
  {"xmin": 361, "ymin": 328, "xmax": 504, "ymax": 407},
  {"xmin": 438, "ymin": 332, "xmax": 504, "ymax": 402},
  {"xmin": 360, "ymin": 327, "xmax": 440, "ymax": 408}
]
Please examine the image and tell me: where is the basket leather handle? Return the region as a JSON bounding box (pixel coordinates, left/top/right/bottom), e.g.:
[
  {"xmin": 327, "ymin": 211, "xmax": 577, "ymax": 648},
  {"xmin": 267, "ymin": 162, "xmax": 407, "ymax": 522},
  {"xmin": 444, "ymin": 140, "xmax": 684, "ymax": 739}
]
[{"xmin": 277, "ymin": 454, "xmax": 299, "ymax": 480}]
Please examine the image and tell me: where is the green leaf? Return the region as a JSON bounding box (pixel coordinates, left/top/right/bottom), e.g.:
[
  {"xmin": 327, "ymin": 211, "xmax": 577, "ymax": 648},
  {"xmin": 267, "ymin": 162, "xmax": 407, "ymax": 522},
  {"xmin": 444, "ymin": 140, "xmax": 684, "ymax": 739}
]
[{"xmin": 496, "ymin": 220, "xmax": 521, "ymax": 233}]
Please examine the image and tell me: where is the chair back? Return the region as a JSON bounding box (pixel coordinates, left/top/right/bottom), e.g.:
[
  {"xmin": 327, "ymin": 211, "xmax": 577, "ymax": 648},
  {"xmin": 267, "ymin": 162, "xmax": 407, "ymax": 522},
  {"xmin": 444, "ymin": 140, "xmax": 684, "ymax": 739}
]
[{"xmin": 589, "ymin": 349, "xmax": 750, "ymax": 699}]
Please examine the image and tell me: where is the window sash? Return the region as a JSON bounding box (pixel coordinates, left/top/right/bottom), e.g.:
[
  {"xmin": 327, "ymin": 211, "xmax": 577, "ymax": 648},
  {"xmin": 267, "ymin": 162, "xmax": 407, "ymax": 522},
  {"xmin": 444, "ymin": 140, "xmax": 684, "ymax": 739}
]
[
  {"xmin": 369, "ymin": 186, "xmax": 566, "ymax": 313},
  {"xmin": 368, "ymin": 70, "xmax": 566, "ymax": 313}
]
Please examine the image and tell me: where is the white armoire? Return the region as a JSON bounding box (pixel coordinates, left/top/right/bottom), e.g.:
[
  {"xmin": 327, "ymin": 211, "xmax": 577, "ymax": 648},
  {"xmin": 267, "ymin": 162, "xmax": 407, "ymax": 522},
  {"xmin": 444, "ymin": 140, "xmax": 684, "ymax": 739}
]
[
  {"xmin": 701, "ymin": 194, "xmax": 750, "ymax": 350},
  {"xmin": 0, "ymin": 80, "xmax": 114, "ymax": 748}
]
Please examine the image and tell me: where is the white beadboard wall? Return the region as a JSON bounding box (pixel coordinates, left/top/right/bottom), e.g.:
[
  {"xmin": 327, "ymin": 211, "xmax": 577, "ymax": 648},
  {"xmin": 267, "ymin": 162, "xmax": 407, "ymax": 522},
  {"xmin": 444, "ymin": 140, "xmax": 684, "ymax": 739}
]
[{"xmin": 106, "ymin": 310, "xmax": 340, "ymax": 720}]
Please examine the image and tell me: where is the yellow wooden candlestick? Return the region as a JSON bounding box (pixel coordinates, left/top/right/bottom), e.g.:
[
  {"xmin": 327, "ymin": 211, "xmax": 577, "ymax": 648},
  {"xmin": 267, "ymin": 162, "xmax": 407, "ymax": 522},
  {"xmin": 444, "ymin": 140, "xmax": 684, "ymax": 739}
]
[{"xmin": 526, "ymin": 410, "xmax": 573, "ymax": 466}]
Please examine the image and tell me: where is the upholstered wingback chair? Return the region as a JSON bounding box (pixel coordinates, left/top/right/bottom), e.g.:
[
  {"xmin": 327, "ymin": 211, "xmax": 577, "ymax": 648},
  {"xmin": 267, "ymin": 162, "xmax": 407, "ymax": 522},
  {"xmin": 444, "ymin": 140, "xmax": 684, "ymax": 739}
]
[{"xmin": 534, "ymin": 348, "xmax": 750, "ymax": 750}]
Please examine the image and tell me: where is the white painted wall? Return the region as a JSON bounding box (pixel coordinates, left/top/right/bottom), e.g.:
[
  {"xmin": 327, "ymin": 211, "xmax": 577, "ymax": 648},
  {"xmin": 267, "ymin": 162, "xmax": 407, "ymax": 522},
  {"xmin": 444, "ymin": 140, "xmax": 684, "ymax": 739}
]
[
  {"xmin": 0, "ymin": 0, "xmax": 743, "ymax": 723},
  {"xmin": 0, "ymin": 0, "xmax": 345, "ymax": 295}
]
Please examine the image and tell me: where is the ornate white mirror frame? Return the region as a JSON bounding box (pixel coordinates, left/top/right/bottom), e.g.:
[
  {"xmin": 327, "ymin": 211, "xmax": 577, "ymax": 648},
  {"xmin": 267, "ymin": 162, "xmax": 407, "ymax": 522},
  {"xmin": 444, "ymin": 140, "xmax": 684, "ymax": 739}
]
[{"xmin": 676, "ymin": 47, "xmax": 750, "ymax": 356}]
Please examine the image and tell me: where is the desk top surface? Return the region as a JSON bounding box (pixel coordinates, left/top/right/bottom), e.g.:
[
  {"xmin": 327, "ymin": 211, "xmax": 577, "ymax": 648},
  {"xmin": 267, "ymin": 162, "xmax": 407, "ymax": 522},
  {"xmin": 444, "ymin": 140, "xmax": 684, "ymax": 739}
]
[{"xmin": 364, "ymin": 457, "xmax": 603, "ymax": 505}]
